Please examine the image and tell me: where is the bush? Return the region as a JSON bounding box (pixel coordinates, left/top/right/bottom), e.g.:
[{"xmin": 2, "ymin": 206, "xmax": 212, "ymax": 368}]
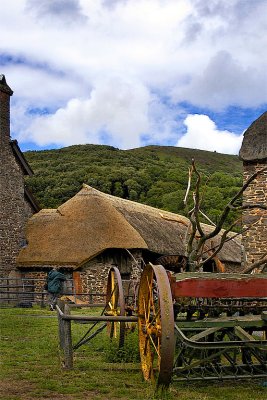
[{"xmin": 104, "ymin": 331, "xmax": 140, "ymax": 363}]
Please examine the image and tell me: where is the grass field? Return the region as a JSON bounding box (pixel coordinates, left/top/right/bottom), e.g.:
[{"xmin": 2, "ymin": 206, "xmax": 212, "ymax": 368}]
[{"xmin": 0, "ymin": 306, "xmax": 266, "ymax": 400}]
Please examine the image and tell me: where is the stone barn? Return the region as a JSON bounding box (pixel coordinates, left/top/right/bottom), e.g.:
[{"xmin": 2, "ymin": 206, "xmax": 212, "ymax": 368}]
[
  {"xmin": 17, "ymin": 184, "xmax": 242, "ymax": 299},
  {"xmin": 0, "ymin": 75, "xmax": 39, "ymax": 281},
  {"xmin": 7, "ymin": 72, "xmax": 267, "ymax": 301},
  {"xmin": 239, "ymin": 111, "xmax": 267, "ymax": 269}
]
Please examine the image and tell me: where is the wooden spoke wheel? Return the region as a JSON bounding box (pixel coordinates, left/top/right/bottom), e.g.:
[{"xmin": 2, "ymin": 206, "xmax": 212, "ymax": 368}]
[
  {"xmin": 138, "ymin": 263, "xmax": 175, "ymax": 388},
  {"xmin": 105, "ymin": 266, "xmax": 126, "ymax": 347}
]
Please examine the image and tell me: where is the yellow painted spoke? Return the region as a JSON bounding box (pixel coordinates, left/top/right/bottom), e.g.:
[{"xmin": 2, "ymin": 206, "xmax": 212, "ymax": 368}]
[
  {"xmin": 150, "ymin": 308, "xmax": 160, "ymax": 325},
  {"xmin": 111, "ymin": 272, "xmax": 115, "ymax": 306},
  {"xmin": 148, "ymin": 334, "xmax": 161, "ymax": 359},
  {"xmin": 143, "ymin": 297, "xmax": 149, "ymax": 323},
  {"xmin": 144, "ymin": 335, "xmax": 149, "ymax": 356},
  {"xmin": 150, "ymin": 281, "xmax": 157, "ymax": 316},
  {"xmin": 146, "ymin": 274, "xmax": 158, "ymax": 319},
  {"xmin": 146, "ymin": 275, "xmax": 153, "ymax": 317}
]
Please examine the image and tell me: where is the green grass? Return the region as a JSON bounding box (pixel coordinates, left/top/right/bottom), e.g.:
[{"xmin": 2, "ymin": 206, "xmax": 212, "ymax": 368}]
[{"xmin": 0, "ymin": 307, "xmax": 266, "ymax": 400}]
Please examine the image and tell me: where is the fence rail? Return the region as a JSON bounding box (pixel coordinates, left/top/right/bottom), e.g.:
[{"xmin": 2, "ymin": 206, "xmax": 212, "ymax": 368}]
[{"xmin": 0, "ymin": 277, "xmax": 105, "ymax": 307}]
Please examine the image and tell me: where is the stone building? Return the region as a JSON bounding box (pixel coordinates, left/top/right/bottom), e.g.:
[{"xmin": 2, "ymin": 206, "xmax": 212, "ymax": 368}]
[
  {"xmin": 5, "ymin": 73, "xmax": 260, "ymax": 301},
  {"xmin": 17, "ymin": 184, "xmax": 242, "ymax": 298},
  {"xmin": 239, "ymin": 112, "xmax": 267, "ymax": 268},
  {"xmin": 0, "ymin": 74, "xmax": 39, "ymax": 279}
]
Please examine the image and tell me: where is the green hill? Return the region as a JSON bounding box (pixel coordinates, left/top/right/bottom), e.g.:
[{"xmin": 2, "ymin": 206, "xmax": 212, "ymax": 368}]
[{"xmin": 24, "ymin": 144, "xmax": 242, "ymax": 228}]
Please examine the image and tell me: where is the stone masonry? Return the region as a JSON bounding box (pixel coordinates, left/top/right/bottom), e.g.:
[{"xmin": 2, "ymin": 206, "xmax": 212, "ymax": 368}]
[
  {"xmin": 0, "ymin": 75, "xmax": 35, "ymax": 278},
  {"xmin": 239, "ymin": 111, "xmax": 267, "ymax": 268},
  {"xmin": 242, "ymin": 162, "xmax": 267, "ymax": 266}
]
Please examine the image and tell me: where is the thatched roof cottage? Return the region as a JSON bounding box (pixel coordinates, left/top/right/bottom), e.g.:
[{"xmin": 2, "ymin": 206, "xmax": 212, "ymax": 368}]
[{"xmin": 17, "ymin": 184, "xmax": 242, "ymax": 298}]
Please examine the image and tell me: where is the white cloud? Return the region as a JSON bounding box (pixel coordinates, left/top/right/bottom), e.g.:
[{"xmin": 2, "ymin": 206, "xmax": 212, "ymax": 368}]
[
  {"xmin": 7, "ymin": 64, "xmax": 85, "ymax": 108},
  {"xmin": 177, "ymin": 114, "xmax": 243, "ymax": 154},
  {"xmin": 0, "ymin": 0, "xmax": 267, "ymax": 152},
  {"xmin": 171, "ymin": 51, "xmax": 267, "ymax": 110},
  {"xmin": 24, "ymin": 78, "xmax": 151, "ymax": 149},
  {"xmin": 26, "ymin": 0, "xmax": 87, "ymax": 25}
]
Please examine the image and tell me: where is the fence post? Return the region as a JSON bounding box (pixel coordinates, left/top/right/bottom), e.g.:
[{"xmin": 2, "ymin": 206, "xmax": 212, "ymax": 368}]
[
  {"xmin": 57, "ymin": 299, "xmax": 65, "ymax": 350},
  {"xmin": 40, "ymin": 291, "xmax": 45, "ymax": 308},
  {"xmin": 7, "ymin": 278, "xmax": 10, "ymax": 305},
  {"xmin": 62, "ymin": 302, "xmax": 73, "ymax": 369}
]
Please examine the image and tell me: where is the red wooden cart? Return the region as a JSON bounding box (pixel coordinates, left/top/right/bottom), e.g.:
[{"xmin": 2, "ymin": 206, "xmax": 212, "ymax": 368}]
[{"xmin": 137, "ymin": 264, "xmax": 267, "ymax": 387}]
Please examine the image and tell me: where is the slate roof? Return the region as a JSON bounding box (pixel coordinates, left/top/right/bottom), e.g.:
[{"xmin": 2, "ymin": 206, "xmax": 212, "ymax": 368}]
[{"xmin": 10, "ymin": 140, "xmax": 34, "ymax": 176}]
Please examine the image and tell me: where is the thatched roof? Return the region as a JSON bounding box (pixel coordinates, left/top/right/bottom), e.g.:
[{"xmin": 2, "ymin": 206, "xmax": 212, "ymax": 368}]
[
  {"xmin": 17, "ymin": 185, "xmax": 241, "ymax": 268},
  {"xmin": 239, "ymin": 111, "xmax": 267, "ymax": 161}
]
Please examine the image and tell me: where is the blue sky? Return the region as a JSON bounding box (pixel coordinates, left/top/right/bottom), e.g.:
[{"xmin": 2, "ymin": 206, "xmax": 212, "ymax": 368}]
[{"xmin": 1, "ymin": 0, "xmax": 267, "ymax": 154}]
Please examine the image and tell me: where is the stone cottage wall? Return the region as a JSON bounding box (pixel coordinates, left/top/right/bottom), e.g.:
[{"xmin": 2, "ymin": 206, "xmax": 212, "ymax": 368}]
[
  {"xmin": 18, "ymin": 267, "xmax": 74, "ymax": 305},
  {"xmin": 77, "ymin": 249, "xmax": 144, "ymax": 303},
  {"xmin": 0, "ymin": 86, "xmax": 33, "ymax": 278},
  {"xmin": 242, "ymin": 161, "xmax": 267, "ymax": 267},
  {"xmin": 79, "ymin": 261, "xmax": 110, "ymax": 303},
  {"xmin": 16, "ymin": 249, "xmax": 144, "ymax": 305},
  {"xmin": 223, "ymin": 261, "xmax": 242, "ymax": 273}
]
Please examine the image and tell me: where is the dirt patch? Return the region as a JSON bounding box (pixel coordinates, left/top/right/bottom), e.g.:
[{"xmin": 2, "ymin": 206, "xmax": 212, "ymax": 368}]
[
  {"xmin": 0, "ymin": 379, "xmax": 114, "ymax": 400},
  {"xmin": 0, "ymin": 379, "xmax": 95, "ymax": 400},
  {"xmin": 0, "ymin": 379, "xmax": 35, "ymax": 399}
]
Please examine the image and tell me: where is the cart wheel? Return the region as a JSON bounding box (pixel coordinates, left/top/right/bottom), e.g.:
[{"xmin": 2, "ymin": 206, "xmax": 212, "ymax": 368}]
[
  {"xmin": 138, "ymin": 263, "xmax": 175, "ymax": 388},
  {"xmin": 123, "ymin": 280, "xmax": 139, "ymax": 333},
  {"xmin": 105, "ymin": 266, "xmax": 126, "ymax": 347}
]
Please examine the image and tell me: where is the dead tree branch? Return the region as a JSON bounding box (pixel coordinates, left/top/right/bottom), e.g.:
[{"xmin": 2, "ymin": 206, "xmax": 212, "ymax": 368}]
[
  {"xmin": 183, "ymin": 165, "xmax": 193, "ymax": 205},
  {"xmin": 242, "ymin": 254, "xmax": 267, "ymax": 274},
  {"xmin": 184, "ymin": 163, "xmax": 267, "ymax": 272},
  {"xmin": 197, "ymin": 218, "xmax": 240, "ymax": 267}
]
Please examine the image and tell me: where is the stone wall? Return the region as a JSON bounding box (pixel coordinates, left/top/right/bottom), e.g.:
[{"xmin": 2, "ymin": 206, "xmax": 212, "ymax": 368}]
[
  {"xmin": 17, "ymin": 268, "xmax": 73, "ymax": 305},
  {"xmin": 223, "ymin": 261, "xmax": 243, "ymax": 273},
  {"xmin": 242, "ymin": 161, "xmax": 267, "ymax": 267},
  {"xmin": 21, "ymin": 270, "xmax": 47, "ymax": 293},
  {"xmin": 18, "ymin": 249, "xmax": 143, "ymax": 305},
  {"xmin": 75, "ymin": 249, "xmax": 144, "ymax": 303},
  {"xmin": 0, "ymin": 83, "xmax": 34, "ymax": 278}
]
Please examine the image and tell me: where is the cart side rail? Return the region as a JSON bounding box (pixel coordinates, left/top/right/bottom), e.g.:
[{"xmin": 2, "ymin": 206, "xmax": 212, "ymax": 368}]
[{"xmin": 169, "ymin": 272, "xmax": 267, "ymax": 299}]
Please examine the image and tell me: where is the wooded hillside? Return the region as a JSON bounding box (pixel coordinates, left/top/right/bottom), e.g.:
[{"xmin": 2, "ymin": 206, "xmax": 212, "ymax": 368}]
[{"xmin": 24, "ymin": 144, "xmax": 242, "ymax": 228}]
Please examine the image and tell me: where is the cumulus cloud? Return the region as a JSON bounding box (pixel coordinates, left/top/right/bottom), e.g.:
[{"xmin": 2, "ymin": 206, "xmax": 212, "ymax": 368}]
[
  {"xmin": 18, "ymin": 77, "xmax": 183, "ymax": 150},
  {"xmin": 26, "ymin": 0, "xmax": 87, "ymax": 25},
  {"xmin": 7, "ymin": 64, "xmax": 85, "ymax": 108},
  {"xmin": 177, "ymin": 114, "xmax": 243, "ymax": 154},
  {"xmin": 0, "ymin": 0, "xmax": 267, "ymax": 152},
  {"xmin": 171, "ymin": 51, "xmax": 267, "ymax": 110},
  {"xmin": 23, "ymin": 78, "xmax": 151, "ymax": 149}
]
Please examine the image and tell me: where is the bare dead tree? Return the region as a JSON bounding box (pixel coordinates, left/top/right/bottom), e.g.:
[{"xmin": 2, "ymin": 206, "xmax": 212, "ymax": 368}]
[
  {"xmin": 242, "ymin": 252, "xmax": 267, "ymax": 274},
  {"xmin": 184, "ymin": 160, "xmax": 267, "ymax": 272}
]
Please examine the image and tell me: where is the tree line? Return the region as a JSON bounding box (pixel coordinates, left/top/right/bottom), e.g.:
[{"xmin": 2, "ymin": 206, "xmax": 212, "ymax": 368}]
[{"xmin": 24, "ymin": 144, "xmax": 242, "ymax": 230}]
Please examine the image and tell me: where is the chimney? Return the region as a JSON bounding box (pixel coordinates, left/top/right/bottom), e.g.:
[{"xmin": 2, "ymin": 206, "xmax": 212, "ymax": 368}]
[
  {"xmin": 0, "ymin": 74, "xmax": 13, "ymax": 146},
  {"xmin": 239, "ymin": 112, "xmax": 267, "ymax": 268}
]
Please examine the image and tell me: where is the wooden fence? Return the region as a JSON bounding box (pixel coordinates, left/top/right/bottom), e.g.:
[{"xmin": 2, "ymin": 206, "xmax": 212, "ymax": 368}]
[
  {"xmin": 56, "ymin": 300, "xmax": 138, "ymax": 369},
  {"xmin": 0, "ymin": 277, "xmax": 105, "ymax": 307}
]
